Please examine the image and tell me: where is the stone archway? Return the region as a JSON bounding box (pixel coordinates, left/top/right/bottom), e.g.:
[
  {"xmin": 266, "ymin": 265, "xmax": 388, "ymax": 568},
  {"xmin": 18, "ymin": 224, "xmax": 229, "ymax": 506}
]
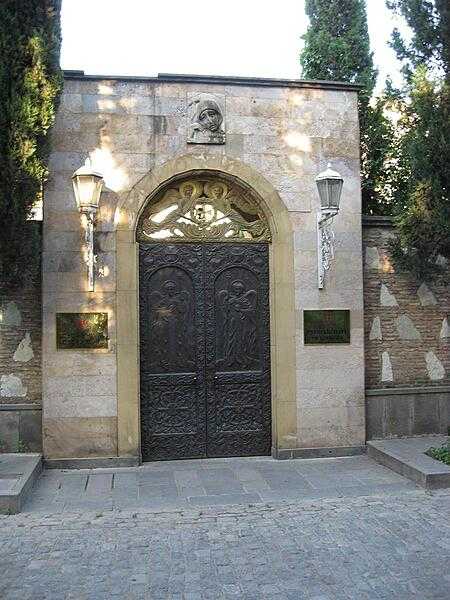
[
  {"xmin": 114, "ymin": 154, "xmax": 296, "ymax": 461},
  {"xmin": 136, "ymin": 173, "xmax": 272, "ymax": 460}
]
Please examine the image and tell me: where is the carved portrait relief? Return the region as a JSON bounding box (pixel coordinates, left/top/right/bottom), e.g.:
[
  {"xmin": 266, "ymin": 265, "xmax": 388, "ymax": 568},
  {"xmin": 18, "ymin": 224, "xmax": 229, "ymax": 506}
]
[{"xmin": 187, "ymin": 93, "xmax": 225, "ymax": 145}]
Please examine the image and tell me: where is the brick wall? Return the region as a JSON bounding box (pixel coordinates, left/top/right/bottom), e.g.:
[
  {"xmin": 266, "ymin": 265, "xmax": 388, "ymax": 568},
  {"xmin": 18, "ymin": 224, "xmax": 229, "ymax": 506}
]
[
  {"xmin": 0, "ymin": 224, "xmax": 42, "ymax": 452},
  {"xmin": 363, "ymin": 219, "xmax": 449, "ymax": 390}
]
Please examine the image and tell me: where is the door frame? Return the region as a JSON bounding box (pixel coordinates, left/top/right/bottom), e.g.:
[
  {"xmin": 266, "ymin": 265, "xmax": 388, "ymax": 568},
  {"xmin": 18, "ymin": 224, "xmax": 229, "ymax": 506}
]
[{"xmin": 115, "ymin": 154, "xmax": 297, "ymax": 461}]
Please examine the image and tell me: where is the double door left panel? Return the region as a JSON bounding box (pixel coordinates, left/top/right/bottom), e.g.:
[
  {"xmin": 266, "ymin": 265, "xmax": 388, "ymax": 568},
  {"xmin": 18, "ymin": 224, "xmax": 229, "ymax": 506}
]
[{"xmin": 139, "ymin": 244, "xmax": 206, "ymax": 461}]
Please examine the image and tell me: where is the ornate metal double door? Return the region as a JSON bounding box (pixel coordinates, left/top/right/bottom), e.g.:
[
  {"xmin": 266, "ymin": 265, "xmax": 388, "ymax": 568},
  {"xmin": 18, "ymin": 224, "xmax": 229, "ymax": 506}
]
[{"xmin": 139, "ymin": 243, "xmax": 271, "ymax": 461}]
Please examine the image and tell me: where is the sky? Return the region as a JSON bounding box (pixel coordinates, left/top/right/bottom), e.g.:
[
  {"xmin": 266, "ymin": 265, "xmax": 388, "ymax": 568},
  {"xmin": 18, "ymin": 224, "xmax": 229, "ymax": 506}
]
[{"xmin": 60, "ymin": 0, "xmax": 409, "ymax": 94}]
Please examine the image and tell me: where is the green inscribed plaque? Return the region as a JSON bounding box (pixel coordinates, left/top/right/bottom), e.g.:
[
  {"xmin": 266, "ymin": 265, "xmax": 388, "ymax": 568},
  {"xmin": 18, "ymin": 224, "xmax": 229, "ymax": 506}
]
[
  {"xmin": 304, "ymin": 310, "xmax": 350, "ymax": 344},
  {"xmin": 56, "ymin": 313, "xmax": 108, "ymax": 349}
]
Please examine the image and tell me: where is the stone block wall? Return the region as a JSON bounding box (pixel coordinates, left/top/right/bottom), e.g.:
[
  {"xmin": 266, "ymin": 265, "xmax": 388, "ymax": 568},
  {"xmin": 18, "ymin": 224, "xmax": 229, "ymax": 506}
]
[
  {"xmin": 0, "ymin": 224, "xmax": 42, "ymax": 452},
  {"xmin": 366, "ymin": 388, "xmax": 449, "ymax": 439},
  {"xmin": 363, "ymin": 218, "xmax": 449, "ymax": 439}
]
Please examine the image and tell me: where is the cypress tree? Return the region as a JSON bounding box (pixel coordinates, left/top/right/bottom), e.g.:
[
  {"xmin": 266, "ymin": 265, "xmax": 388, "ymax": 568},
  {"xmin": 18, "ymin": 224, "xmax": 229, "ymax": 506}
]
[
  {"xmin": 386, "ymin": 0, "xmax": 449, "ymax": 281},
  {"xmin": 300, "ymin": 0, "xmax": 376, "ymax": 93},
  {"xmin": 0, "ymin": 0, "xmax": 62, "ymax": 289},
  {"xmin": 300, "ymin": 0, "xmax": 394, "ymax": 214},
  {"xmin": 387, "ymin": 0, "xmax": 449, "ymax": 80}
]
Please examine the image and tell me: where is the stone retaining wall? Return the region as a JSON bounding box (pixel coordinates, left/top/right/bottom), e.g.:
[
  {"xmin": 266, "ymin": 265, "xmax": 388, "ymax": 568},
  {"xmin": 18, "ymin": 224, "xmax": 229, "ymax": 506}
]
[{"xmin": 0, "ymin": 225, "xmax": 42, "ymax": 452}]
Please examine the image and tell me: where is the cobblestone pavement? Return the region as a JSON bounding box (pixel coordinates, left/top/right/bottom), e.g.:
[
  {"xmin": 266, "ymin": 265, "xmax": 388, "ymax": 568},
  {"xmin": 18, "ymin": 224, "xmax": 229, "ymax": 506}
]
[
  {"xmin": 23, "ymin": 455, "xmax": 419, "ymax": 513},
  {"xmin": 3, "ymin": 457, "xmax": 450, "ymax": 599},
  {"xmin": 2, "ymin": 489, "xmax": 450, "ymax": 600}
]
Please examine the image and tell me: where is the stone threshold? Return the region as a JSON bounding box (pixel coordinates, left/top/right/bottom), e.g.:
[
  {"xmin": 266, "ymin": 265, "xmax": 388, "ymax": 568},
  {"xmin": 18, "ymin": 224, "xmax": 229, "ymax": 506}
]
[
  {"xmin": 44, "ymin": 456, "xmax": 139, "ymax": 470},
  {"xmin": 362, "ymin": 215, "xmax": 393, "ymax": 227},
  {"xmin": 367, "ymin": 436, "xmax": 450, "ymax": 490},
  {"xmin": 0, "ymin": 453, "xmax": 42, "ymax": 514},
  {"xmin": 274, "ymin": 445, "xmax": 366, "ymax": 460},
  {"xmin": 366, "ymin": 385, "xmax": 450, "ymax": 396},
  {"xmin": 0, "ymin": 403, "xmax": 42, "ymax": 411},
  {"xmin": 44, "ymin": 449, "xmax": 369, "ymax": 469}
]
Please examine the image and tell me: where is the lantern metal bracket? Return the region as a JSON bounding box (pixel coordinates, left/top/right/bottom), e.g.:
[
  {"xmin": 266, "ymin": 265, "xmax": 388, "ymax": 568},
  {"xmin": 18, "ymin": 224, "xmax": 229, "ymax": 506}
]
[
  {"xmin": 315, "ymin": 162, "xmax": 343, "ymax": 290},
  {"xmin": 81, "ymin": 207, "xmax": 97, "ymax": 292},
  {"xmin": 317, "ymin": 210, "xmax": 337, "ymax": 290}
]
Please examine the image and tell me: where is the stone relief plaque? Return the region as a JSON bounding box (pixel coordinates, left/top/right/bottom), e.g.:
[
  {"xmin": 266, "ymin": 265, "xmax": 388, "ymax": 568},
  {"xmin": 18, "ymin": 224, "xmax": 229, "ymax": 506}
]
[
  {"xmin": 56, "ymin": 313, "xmax": 108, "ymax": 349},
  {"xmin": 187, "ymin": 93, "xmax": 225, "ymax": 144},
  {"xmin": 304, "ymin": 310, "xmax": 350, "ymax": 345}
]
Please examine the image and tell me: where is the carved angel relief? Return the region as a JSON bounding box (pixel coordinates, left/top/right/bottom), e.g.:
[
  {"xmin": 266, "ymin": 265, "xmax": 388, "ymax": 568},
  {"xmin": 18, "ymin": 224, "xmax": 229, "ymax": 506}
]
[
  {"xmin": 217, "ymin": 279, "xmax": 258, "ymax": 370},
  {"xmin": 147, "ymin": 276, "xmax": 195, "ymax": 370},
  {"xmin": 187, "ymin": 94, "xmax": 225, "ymax": 145},
  {"xmin": 137, "ymin": 177, "xmax": 271, "ymax": 243}
]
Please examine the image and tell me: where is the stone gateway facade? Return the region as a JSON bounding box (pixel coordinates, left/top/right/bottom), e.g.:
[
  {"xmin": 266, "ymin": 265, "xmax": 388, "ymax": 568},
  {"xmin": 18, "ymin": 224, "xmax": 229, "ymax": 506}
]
[{"xmin": 0, "ymin": 72, "xmax": 448, "ymax": 463}]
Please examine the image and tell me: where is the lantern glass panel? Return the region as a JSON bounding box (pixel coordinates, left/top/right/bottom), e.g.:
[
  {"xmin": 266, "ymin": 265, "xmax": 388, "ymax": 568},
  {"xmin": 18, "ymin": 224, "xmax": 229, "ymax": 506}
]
[
  {"xmin": 328, "ymin": 178, "xmax": 343, "ymax": 210},
  {"xmin": 317, "ymin": 178, "xmax": 343, "ymax": 211},
  {"xmin": 73, "ymin": 174, "xmax": 103, "ymax": 211}
]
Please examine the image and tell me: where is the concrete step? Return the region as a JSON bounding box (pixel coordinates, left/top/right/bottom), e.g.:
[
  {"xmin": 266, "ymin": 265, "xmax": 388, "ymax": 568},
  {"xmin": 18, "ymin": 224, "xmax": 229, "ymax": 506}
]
[
  {"xmin": 0, "ymin": 453, "xmax": 42, "ymax": 514},
  {"xmin": 367, "ymin": 436, "xmax": 450, "ymax": 490}
]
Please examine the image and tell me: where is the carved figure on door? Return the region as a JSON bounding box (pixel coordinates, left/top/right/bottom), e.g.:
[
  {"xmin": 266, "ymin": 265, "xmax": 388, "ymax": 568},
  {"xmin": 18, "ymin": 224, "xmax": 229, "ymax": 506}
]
[
  {"xmin": 148, "ymin": 279, "xmax": 194, "ymax": 370},
  {"xmin": 217, "ymin": 279, "xmax": 258, "ymax": 369}
]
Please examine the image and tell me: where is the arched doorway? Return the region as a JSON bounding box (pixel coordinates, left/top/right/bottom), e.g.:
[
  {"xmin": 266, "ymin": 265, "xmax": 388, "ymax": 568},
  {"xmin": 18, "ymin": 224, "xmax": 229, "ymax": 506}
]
[
  {"xmin": 115, "ymin": 155, "xmax": 297, "ymax": 462},
  {"xmin": 136, "ymin": 173, "xmax": 272, "ymax": 460}
]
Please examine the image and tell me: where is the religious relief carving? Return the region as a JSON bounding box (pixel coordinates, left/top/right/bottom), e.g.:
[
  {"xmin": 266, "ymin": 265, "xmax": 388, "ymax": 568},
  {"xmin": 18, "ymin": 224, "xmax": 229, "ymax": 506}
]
[
  {"xmin": 187, "ymin": 94, "xmax": 225, "ymax": 144},
  {"xmin": 217, "ymin": 279, "xmax": 259, "ymax": 370},
  {"xmin": 146, "ymin": 272, "xmax": 196, "ymax": 371},
  {"xmin": 137, "ymin": 176, "xmax": 271, "ymax": 243}
]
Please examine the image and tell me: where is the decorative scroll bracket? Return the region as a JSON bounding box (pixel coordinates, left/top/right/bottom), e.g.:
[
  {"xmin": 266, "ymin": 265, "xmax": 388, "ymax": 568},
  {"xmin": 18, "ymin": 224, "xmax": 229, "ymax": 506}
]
[
  {"xmin": 317, "ymin": 211, "xmax": 336, "ymax": 289},
  {"xmin": 81, "ymin": 208, "xmax": 97, "ymax": 292}
]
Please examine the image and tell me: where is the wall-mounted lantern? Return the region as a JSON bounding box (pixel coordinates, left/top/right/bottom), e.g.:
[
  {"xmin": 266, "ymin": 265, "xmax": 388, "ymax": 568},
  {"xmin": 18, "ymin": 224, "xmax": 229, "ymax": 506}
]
[
  {"xmin": 72, "ymin": 158, "xmax": 104, "ymax": 291},
  {"xmin": 316, "ymin": 163, "xmax": 343, "ymax": 289}
]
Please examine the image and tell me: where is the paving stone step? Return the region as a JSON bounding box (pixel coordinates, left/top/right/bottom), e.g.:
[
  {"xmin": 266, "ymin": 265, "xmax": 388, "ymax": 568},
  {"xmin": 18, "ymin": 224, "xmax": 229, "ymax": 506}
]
[
  {"xmin": 0, "ymin": 453, "xmax": 42, "ymax": 514},
  {"xmin": 367, "ymin": 436, "xmax": 450, "ymax": 489}
]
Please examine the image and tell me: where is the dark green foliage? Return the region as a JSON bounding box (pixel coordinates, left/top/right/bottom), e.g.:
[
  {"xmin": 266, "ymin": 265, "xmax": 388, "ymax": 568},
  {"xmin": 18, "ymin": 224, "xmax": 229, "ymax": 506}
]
[
  {"xmin": 300, "ymin": 0, "xmax": 376, "ymax": 95},
  {"xmin": 427, "ymin": 441, "xmax": 450, "ymax": 465},
  {"xmin": 0, "ymin": 0, "xmax": 62, "ymax": 288},
  {"xmin": 389, "ymin": 74, "xmax": 450, "ymax": 281},
  {"xmin": 386, "ymin": 0, "xmax": 449, "ymax": 79},
  {"xmin": 300, "ymin": 0, "xmax": 394, "ymax": 214},
  {"xmin": 360, "ymin": 95, "xmax": 398, "ymax": 215},
  {"xmin": 386, "ymin": 1, "xmax": 449, "ymax": 281}
]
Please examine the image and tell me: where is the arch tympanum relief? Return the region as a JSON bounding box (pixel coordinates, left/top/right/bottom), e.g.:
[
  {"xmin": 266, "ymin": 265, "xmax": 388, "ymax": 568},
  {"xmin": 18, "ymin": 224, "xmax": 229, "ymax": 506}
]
[{"xmin": 136, "ymin": 175, "xmax": 271, "ymax": 243}]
